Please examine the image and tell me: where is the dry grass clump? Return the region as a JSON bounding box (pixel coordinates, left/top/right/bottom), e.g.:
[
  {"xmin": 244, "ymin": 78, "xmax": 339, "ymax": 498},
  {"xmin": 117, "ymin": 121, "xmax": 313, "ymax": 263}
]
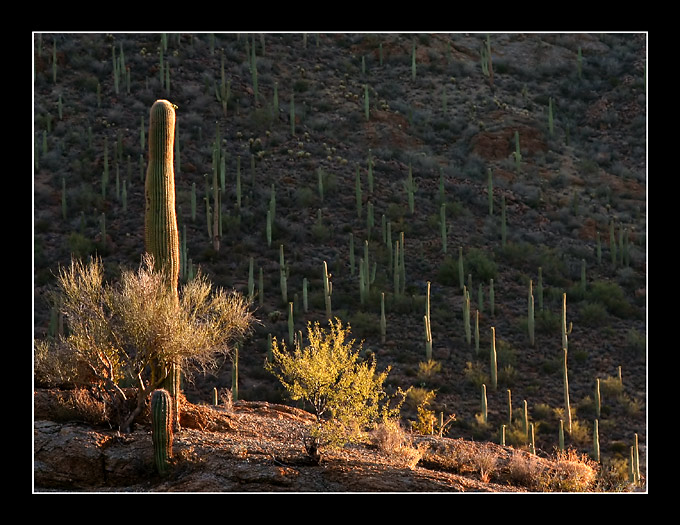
[
  {"xmin": 470, "ymin": 446, "xmax": 498, "ymax": 483},
  {"xmin": 371, "ymin": 419, "xmax": 427, "ymax": 470},
  {"xmin": 540, "ymin": 448, "xmax": 598, "ymax": 492},
  {"xmin": 505, "ymin": 449, "xmax": 546, "ymax": 489},
  {"xmin": 505, "ymin": 447, "xmax": 598, "ymax": 492},
  {"xmin": 34, "ymin": 387, "xmax": 112, "ymax": 426}
]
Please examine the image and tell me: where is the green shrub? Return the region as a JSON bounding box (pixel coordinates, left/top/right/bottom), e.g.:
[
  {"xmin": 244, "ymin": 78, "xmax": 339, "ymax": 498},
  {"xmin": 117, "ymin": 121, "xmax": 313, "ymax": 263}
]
[
  {"xmin": 586, "ymin": 280, "xmax": 634, "ymax": 318},
  {"xmin": 465, "ymin": 248, "xmax": 497, "ymax": 282},
  {"xmin": 266, "ymin": 319, "xmax": 394, "ymax": 446},
  {"xmin": 578, "ymin": 301, "xmax": 608, "ymax": 326}
]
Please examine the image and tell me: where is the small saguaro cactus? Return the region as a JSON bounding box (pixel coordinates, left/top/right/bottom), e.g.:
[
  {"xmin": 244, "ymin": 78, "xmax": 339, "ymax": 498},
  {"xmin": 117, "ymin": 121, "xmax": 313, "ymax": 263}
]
[{"xmin": 151, "ymin": 389, "xmax": 174, "ymax": 475}]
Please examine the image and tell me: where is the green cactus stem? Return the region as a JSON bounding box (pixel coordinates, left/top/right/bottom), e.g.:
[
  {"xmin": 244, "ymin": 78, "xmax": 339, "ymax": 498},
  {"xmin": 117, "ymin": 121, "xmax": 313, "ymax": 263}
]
[
  {"xmin": 144, "ymin": 100, "xmax": 182, "ymax": 420},
  {"xmin": 561, "ymin": 293, "xmax": 571, "ymax": 350},
  {"xmin": 323, "ymin": 261, "xmax": 332, "ymax": 319},
  {"xmin": 349, "ymin": 233, "xmax": 356, "ymax": 276},
  {"xmin": 632, "ymin": 433, "xmax": 641, "ymax": 484},
  {"xmin": 480, "ymin": 384, "xmax": 488, "ymax": 424},
  {"xmin": 145, "ymin": 99, "xmax": 180, "ymax": 299},
  {"xmin": 463, "ymin": 286, "xmax": 471, "ymax": 345},
  {"xmin": 303, "ymin": 277, "xmax": 309, "ymax": 313},
  {"xmin": 151, "ymin": 389, "xmax": 174, "ymax": 475},
  {"xmin": 513, "ymin": 130, "xmax": 522, "ymax": 173},
  {"xmin": 490, "ymin": 327, "xmax": 498, "ymax": 390},
  {"xmin": 355, "ymin": 166, "xmax": 363, "ymax": 219},
  {"xmin": 380, "ymin": 292, "xmax": 386, "ymax": 344},
  {"xmin": 257, "ymin": 266, "xmax": 264, "ymax": 306},
  {"xmin": 232, "ymin": 344, "xmax": 239, "ymax": 401},
  {"xmin": 424, "ymin": 281, "xmax": 432, "ymax": 360},
  {"xmin": 279, "ymin": 244, "xmax": 287, "ymax": 305},
  {"xmin": 288, "ymin": 302, "xmax": 294, "ymax": 346},
  {"xmin": 563, "ymin": 347, "xmax": 572, "ymax": 434}
]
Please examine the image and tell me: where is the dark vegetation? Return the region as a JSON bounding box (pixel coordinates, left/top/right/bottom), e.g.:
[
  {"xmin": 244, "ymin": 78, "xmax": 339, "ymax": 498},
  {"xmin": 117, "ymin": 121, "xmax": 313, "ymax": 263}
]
[{"xmin": 33, "ymin": 32, "xmax": 646, "ymax": 489}]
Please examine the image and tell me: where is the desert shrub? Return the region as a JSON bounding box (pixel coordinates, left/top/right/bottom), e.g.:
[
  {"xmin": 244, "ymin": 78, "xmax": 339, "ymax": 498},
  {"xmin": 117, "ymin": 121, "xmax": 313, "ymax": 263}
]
[
  {"xmin": 586, "ymin": 280, "xmax": 634, "ymax": 318},
  {"xmin": 539, "ymin": 448, "xmax": 598, "ymax": 492},
  {"xmin": 535, "ymin": 307, "xmax": 561, "ymax": 334},
  {"xmin": 599, "ymin": 374, "xmax": 624, "ymax": 397},
  {"xmin": 464, "ymin": 248, "xmax": 497, "ymax": 282},
  {"xmin": 625, "ymin": 328, "xmax": 646, "ymax": 356},
  {"xmin": 36, "ymin": 255, "xmax": 254, "ymax": 430},
  {"xmin": 371, "ymin": 419, "xmax": 426, "ymax": 469},
  {"xmin": 66, "ymin": 232, "xmax": 96, "ymax": 259},
  {"xmin": 471, "ymin": 446, "xmax": 498, "ymax": 483},
  {"xmin": 463, "ymin": 361, "xmax": 488, "ymax": 389},
  {"xmin": 416, "ymin": 359, "xmax": 442, "ymax": 385},
  {"xmin": 578, "ymin": 301, "xmax": 608, "ymax": 326},
  {"xmin": 348, "ymin": 310, "xmax": 380, "ymax": 339},
  {"xmin": 436, "ymin": 255, "xmax": 459, "ymax": 286},
  {"xmin": 266, "ymin": 319, "xmax": 395, "ymax": 447},
  {"xmin": 410, "ymin": 389, "xmax": 438, "ymax": 435},
  {"xmin": 506, "ymin": 450, "xmax": 545, "ymax": 489}
]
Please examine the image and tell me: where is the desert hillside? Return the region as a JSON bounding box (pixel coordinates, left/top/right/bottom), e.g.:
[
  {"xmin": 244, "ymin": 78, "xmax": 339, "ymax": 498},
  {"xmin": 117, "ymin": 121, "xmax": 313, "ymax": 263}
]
[{"xmin": 33, "ymin": 32, "xmax": 647, "ymax": 492}]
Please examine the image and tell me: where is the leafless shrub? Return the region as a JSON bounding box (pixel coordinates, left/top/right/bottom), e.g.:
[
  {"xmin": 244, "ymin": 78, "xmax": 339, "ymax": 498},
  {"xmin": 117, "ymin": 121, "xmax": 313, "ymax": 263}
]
[
  {"xmin": 471, "ymin": 446, "xmax": 498, "ymax": 483},
  {"xmin": 372, "ymin": 419, "xmax": 426, "ymax": 470},
  {"xmin": 506, "ymin": 450, "xmax": 546, "ymax": 489},
  {"xmin": 541, "ymin": 448, "xmax": 598, "ymax": 492}
]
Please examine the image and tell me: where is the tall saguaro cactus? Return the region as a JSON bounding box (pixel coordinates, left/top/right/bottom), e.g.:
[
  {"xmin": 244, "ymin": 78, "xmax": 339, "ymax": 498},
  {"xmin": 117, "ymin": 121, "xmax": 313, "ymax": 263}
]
[
  {"xmin": 145, "ymin": 99, "xmax": 180, "ymax": 299},
  {"xmin": 144, "ymin": 99, "xmax": 181, "ymax": 428}
]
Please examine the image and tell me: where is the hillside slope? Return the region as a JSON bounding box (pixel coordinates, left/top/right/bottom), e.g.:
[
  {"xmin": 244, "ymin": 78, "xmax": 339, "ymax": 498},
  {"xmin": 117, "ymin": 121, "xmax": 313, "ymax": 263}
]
[{"xmin": 33, "ymin": 32, "xmax": 647, "ymax": 488}]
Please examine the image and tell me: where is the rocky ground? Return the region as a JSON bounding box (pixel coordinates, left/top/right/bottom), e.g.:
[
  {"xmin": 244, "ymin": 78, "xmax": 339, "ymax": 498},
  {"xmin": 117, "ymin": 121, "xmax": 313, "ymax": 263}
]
[{"xmin": 34, "ymin": 388, "xmax": 632, "ymax": 493}]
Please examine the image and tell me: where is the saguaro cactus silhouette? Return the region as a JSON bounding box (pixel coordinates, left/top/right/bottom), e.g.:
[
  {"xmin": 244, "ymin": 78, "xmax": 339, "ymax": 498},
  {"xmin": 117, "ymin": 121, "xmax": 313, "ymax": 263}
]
[{"xmin": 144, "ymin": 99, "xmax": 181, "ymax": 427}]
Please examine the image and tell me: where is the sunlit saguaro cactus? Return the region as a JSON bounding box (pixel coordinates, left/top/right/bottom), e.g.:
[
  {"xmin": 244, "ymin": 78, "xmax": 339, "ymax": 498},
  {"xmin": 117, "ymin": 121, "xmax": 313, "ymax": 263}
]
[
  {"xmin": 145, "ymin": 99, "xmax": 180, "ymax": 300},
  {"xmin": 144, "ymin": 99, "xmax": 182, "ymax": 428}
]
